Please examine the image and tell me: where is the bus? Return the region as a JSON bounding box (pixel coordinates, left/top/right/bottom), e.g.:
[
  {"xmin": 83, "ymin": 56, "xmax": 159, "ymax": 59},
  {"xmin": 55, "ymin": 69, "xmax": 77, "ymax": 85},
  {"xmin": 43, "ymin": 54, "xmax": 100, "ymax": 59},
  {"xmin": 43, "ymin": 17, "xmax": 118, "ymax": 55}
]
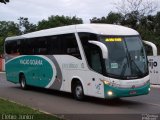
[{"xmin": 4, "ymin": 24, "xmax": 157, "ymax": 100}]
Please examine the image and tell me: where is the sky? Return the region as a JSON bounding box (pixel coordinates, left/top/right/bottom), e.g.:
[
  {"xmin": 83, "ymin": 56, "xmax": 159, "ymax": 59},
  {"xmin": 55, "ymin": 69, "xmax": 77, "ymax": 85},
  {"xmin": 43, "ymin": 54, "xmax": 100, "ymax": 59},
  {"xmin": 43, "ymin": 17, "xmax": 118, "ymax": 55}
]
[{"xmin": 0, "ymin": 0, "xmax": 160, "ymax": 24}]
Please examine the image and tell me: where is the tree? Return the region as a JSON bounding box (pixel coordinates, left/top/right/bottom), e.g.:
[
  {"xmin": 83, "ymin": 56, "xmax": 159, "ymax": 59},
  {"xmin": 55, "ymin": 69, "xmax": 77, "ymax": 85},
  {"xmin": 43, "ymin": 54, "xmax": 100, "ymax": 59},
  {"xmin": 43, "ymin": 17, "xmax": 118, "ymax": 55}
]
[
  {"xmin": 90, "ymin": 17, "xmax": 107, "ymax": 23},
  {"xmin": 18, "ymin": 17, "xmax": 37, "ymax": 34},
  {"xmin": 115, "ymin": 0, "xmax": 157, "ymax": 17},
  {"xmin": 106, "ymin": 12, "xmax": 124, "ymax": 24},
  {"xmin": 122, "ymin": 11, "xmax": 140, "ymax": 29},
  {"xmin": 136, "ymin": 12, "xmax": 160, "ymax": 54},
  {"xmin": 0, "ymin": 21, "xmax": 20, "ymax": 54},
  {"xmin": 0, "ymin": 0, "xmax": 9, "ymax": 4},
  {"xmin": 90, "ymin": 12, "xmax": 124, "ymax": 25},
  {"xmin": 114, "ymin": 0, "xmax": 157, "ymax": 28},
  {"xmin": 37, "ymin": 15, "xmax": 83, "ymax": 30},
  {"xmin": 155, "ymin": 12, "xmax": 160, "ymax": 35}
]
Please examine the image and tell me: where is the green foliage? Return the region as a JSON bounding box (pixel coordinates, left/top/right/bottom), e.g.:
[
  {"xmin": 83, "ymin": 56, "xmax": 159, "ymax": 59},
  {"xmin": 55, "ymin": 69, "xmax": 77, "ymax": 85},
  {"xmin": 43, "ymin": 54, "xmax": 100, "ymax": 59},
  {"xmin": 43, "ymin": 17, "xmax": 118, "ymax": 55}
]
[
  {"xmin": 106, "ymin": 12, "xmax": 124, "ymax": 24},
  {"xmin": 155, "ymin": 12, "xmax": 160, "ymax": 36},
  {"xmin": 137, "ymin": 12, "xmax": 160, "ymax": 54},
  {"xmin": 37, "ymin": 15, "xmax": 83, "ymax": 30},
  {"xmin": 90, "ymin": 12, "xmax": 124, "ymax": 25},
  {"xmin": 0, "ymin": 21, "xmax": 21, "ymax": 54},
  {"xmin": 18, "ymin": 17, "xmax": 37, "ymax": 34},
  {"xmin": 90, "ymin": 17, "xmax": 107, "ymax": 23}
]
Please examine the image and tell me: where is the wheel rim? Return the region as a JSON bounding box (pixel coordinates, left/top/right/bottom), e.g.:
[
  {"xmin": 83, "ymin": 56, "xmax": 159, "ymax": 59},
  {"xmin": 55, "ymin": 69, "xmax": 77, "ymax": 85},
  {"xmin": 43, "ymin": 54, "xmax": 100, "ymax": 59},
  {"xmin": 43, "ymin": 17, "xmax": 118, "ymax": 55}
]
[{"xmin": 75, "ymin": 86, "xmax": 83, "ymax": 98}]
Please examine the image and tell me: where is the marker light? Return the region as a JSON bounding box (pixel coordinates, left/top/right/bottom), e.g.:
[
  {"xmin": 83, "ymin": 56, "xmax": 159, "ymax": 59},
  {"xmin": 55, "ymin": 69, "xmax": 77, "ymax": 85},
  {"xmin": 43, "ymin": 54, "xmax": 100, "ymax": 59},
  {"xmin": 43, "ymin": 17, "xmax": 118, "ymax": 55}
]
[
  {"xmin": 107, "ymin": 91, "xmax": 113, "ymax": 96},
  {"xmin": 101, "ymin": 80, "xmax": 110, "ymax": 85}
]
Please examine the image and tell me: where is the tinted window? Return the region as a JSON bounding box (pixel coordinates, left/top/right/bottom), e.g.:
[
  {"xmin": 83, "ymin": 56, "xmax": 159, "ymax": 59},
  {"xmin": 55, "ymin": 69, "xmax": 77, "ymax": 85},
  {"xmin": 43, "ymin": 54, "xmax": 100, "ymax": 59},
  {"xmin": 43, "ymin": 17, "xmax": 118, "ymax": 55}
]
[
  {"xmin": 5, "ymin": 40, "xmax": 20, "ymax": 55},
  {"xmin": 6, "ymin": 34, "xmax": 81, "ymax": 59},
  {"xmin": 60, "ymin": 34, "xmax": 81, "ymax": 59},
  {"xmin": 47, "ymin": 36, "xmax": 61, "ymax": 54},
  {"xmin": 20, "ymin": 37, "xmax": 47, "ymax": 55},
  {"xmin": 47, "ymin": 33, "xmax": 81, "ymax": 59},
  {"xmin": 78, "ymin": 33, "xmax": 103, "ymax": 74}
]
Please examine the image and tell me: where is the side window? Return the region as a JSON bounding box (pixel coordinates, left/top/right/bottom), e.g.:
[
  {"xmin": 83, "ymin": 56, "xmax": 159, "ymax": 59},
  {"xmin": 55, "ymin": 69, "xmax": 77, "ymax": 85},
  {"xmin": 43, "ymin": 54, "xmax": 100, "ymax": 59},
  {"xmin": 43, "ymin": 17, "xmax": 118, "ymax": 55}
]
[
  {"xmin": 78, "ymin": 33, "xmax": 103, "ymax": 74},
  {"xmin": 20, "ymin": 37, "xmax": 47, "ymax": 55},
  {"xmin": 16, "ymin": 33, "xmax": 81, "ymax": 58},
  {"xmin": 20, "ymin": 39, "xmax": 32, "ymax": 55},
  {"xmin": 47, "ymin": 36, "xmax": 61, "ymax": 54},
  {"xmin": 60, "ymin": 34, "xmax": 81, "ymax": 59},
  {"xmin": 5, "ymin": 40, "xmax": 20, "ymax": 55},
  {"xmin": 33, "ymin": 37, "xmax": 47, "ymax": 55}
]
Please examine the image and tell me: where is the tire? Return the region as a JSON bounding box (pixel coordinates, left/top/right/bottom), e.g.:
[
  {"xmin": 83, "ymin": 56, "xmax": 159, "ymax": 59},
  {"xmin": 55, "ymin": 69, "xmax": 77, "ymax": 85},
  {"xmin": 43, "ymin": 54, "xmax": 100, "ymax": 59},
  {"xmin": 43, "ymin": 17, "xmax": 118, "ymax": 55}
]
[
  {"xmin": 73, "ymin": 81, "xmax": 84, "ymax": 100},
  {"xmin": 20, "ymin": 74, "xmax": 27, "ymax": 90}
]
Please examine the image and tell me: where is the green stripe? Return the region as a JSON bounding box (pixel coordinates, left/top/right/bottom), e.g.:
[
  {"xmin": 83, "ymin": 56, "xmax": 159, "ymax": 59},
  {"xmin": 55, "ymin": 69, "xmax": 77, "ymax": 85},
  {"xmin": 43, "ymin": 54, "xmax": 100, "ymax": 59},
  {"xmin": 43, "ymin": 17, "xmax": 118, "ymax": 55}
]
[
  {"xmin": 104, "ymin": 83, "xmax": 150, "ymax": 99},
  {"xmin": 6, "ymin": 56, "xmax": 54, "ymax": 87}
]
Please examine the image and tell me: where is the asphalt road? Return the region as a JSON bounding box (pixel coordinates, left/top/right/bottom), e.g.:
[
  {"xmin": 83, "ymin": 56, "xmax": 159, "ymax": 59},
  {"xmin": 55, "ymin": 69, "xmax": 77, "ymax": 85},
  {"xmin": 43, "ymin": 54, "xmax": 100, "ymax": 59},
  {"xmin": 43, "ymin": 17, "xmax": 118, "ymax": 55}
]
[{"xmin": 0, "ymin": 72, "xmax": 160, "ymax": 120}]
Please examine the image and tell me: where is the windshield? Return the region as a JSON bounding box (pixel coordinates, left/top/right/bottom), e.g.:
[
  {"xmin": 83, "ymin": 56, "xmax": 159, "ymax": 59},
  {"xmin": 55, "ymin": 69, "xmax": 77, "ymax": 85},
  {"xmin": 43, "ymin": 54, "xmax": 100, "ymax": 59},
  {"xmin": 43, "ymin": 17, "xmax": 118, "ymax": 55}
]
[{"xmin": 100, "ymin": 36, "xmax": 148, "ymax": 80}]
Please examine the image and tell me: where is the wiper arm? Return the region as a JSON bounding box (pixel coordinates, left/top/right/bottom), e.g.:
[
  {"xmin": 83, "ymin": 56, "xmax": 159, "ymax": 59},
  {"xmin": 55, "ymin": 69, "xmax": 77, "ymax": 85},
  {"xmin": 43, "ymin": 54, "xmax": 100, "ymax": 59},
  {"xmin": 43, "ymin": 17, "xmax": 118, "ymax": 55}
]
[
  {"xmin": 130, "ymin": 58, "xmax": 143, "ymax": 76},
  {"xmin": 120, "ymin": 61, "xmax": 128, "ymax": 77},
  {"xmin": 127, "ymin": 50, "xmax": 143, "ymax": 76}
]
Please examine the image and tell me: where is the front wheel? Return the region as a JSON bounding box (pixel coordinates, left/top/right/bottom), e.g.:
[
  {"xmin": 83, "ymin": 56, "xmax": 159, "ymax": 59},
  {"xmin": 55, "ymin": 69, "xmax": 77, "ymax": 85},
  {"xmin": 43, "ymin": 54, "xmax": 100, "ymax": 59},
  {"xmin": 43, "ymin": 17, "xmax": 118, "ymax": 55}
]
[
  {"xmin": 73, "ymin": 82, "xmax": 84, "ymax": 100},
  {"xmin": 20, "ymin": 75, "xmax": 27, "ymax": 90}
]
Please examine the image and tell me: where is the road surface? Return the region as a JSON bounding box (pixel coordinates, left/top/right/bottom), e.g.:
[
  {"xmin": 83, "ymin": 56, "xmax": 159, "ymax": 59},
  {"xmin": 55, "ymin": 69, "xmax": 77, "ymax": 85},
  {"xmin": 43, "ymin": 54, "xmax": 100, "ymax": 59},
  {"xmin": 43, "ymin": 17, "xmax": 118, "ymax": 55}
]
[{"xmin": 0, "ymin": 72, "xmax": 160, "ymax": 120}]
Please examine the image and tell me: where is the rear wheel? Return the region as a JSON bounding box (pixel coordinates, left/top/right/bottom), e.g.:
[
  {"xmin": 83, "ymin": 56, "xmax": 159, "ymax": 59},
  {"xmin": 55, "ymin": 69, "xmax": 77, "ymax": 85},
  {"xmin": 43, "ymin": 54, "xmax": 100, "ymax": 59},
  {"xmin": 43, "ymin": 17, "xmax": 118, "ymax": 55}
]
[
  {"xmin": 20, "ymin": 74, "xmax": 27, "ymax": 90},
  {"xmin": 73, "ymin": 81, "xmax": 84, "ymax": 100}
]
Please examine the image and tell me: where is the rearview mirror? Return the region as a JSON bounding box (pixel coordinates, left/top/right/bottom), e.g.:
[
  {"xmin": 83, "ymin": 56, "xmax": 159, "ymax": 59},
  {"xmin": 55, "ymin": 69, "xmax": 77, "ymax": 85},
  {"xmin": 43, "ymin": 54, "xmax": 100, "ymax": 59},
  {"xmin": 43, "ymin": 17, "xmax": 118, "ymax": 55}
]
[
  {"xmin": 88, "ymin": 41, "xmax": 108, "ymax": 59},
  {"xmin": 143, "ymin": 40, "xmax": 157, "ymax": 56}
]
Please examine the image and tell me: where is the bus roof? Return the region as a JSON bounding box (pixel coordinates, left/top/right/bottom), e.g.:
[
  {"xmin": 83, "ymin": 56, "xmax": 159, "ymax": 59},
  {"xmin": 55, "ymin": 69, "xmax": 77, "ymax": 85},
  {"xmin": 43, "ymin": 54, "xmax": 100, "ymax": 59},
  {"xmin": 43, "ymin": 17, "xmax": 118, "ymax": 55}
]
[
  {"xmin": 5, "ymin": 36, "xmax": 24, "ymax": 41},
  {"xmin": 5, "ymin": 24, "xmax": 139, "ymax": 41}
]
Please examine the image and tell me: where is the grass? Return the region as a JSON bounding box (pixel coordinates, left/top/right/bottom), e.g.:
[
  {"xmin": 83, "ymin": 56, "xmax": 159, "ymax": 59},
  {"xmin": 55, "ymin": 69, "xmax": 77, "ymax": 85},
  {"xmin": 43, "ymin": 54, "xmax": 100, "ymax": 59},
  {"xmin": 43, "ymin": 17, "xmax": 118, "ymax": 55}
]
[{"xmin": 0, "ymin": 98, "xmax": 61, "ymax": 120}]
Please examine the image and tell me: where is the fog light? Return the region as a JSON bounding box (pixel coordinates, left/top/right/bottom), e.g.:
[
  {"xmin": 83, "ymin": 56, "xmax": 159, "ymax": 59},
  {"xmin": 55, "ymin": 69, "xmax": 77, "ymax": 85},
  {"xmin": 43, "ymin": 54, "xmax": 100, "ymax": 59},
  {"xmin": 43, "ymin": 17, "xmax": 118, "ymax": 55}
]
[
  {"xmin": 107, "ymin": 91, "xmax": 113, "ymax": 96},
  {"xmin": 148, "ymin": 88, "xmax": 151, "ymax": 91}
]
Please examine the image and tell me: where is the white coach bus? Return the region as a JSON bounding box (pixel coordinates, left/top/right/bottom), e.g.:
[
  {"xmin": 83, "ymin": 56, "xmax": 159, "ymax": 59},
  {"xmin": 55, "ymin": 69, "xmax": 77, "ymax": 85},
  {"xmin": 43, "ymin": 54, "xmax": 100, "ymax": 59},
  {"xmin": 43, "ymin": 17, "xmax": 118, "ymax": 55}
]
[{"xmin": 4, "ymin": 24, "xmax": 156, "ymax": 100}]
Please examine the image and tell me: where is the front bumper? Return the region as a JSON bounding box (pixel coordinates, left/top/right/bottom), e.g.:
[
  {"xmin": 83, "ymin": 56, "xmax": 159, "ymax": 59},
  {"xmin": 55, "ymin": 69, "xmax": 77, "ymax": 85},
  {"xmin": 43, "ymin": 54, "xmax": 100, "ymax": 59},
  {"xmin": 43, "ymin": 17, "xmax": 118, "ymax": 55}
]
[{"xmin": 104, "ymin": 83, "xmax": 150, "ymax": 99}]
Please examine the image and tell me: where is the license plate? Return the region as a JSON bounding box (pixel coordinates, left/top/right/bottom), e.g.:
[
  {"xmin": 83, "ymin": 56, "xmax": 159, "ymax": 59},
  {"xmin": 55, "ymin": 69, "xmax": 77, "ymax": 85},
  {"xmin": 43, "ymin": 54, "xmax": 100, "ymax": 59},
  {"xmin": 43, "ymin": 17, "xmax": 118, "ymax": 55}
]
[{"xmin": 130, "ymin": 91, "xmax": 137, "ymax": 95}]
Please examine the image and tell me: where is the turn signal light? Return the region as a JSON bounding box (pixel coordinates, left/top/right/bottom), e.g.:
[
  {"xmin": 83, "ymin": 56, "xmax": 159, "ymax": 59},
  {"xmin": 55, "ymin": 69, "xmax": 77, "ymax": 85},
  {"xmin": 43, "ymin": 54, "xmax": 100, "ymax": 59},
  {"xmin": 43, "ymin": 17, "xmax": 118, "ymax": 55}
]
[{"xmin": 101, "ymin": 80, "xmax": 110, "ymax": 85}]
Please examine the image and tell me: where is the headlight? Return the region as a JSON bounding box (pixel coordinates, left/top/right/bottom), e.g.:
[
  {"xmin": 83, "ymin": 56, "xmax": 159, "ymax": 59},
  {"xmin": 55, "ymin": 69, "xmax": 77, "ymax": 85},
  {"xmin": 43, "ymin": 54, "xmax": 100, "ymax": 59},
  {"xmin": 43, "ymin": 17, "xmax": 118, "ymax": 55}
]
[{"xmin": 107, "ymin": 91, "xmax": 113, "ymax": 96}]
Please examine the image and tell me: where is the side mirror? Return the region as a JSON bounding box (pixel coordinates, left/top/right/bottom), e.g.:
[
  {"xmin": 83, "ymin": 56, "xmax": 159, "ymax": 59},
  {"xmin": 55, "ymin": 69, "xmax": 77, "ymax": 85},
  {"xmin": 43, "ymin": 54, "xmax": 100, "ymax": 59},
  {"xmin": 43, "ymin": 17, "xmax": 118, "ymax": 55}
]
[
  {"xmin": 143, "ymin": 40, "xmax": 157, "ymax": 56},
  {"xmin": 88, "ymin": 41, "xmax": 108, "ymax": 59}
]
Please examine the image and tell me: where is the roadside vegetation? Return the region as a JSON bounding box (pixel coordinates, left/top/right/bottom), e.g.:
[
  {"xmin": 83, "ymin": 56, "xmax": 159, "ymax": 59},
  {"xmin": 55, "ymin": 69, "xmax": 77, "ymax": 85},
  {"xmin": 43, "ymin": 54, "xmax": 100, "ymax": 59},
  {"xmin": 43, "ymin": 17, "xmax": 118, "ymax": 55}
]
[{"xmin": 0, "ymin": 98, "xmax": 61, "ymax": 120}]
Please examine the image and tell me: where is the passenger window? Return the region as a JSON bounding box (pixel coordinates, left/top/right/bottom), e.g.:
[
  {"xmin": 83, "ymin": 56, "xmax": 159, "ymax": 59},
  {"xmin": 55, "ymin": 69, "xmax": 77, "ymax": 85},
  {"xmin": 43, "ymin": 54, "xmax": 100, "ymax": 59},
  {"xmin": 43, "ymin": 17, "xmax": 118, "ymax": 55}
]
[
  {"xmin": 20, "ymin": 37, "xmax": 47, "ymax": 55},
  {"xmin": 47, "ymin": 36, "xmax": 61, "ymax": 54},
  {"xmin": 6, "ymin": 33, "xmax": 82, "ymax": 59},
  {"xmin": 60, "ymin": 34, "xmax": 82, "ymax": 59},
  {"xmin": 5, "ymin": 40, "xmax": 20, "ymax": 55}
]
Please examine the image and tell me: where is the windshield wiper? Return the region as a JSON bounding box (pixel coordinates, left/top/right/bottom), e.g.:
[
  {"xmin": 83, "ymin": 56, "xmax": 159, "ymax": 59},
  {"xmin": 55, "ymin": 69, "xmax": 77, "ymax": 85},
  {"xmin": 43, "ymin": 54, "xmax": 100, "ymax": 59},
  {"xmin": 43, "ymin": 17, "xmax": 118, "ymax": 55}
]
[
  {"xmin": 130, "ymin": 58, "xmax": 143, "ymax": 76},
  {"xmin": 123, "ymin": 39, "xmax": 144, "ymax": 78},
  {"xmin": 120, "ymin": 60, "xmax": 128, "ymax": 78}
]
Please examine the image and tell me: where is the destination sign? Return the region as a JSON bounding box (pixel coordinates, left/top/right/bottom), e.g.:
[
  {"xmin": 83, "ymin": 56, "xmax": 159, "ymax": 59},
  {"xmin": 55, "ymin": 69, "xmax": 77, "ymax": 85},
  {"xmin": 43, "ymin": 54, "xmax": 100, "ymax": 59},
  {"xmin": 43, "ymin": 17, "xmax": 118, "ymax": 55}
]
[{"xmin": 105, "ymin": 38, "xmax": 122, "ymax": 42}]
